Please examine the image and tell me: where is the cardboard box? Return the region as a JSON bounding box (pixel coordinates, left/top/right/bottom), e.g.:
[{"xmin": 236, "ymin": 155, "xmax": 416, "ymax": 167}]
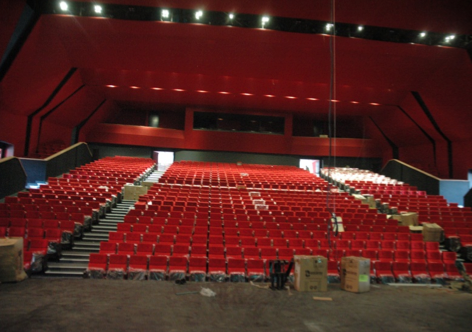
[
  {"xmin": 341, "ymin": 257, "xmax": 370, "ymax": 293},
  {"xmin": 0, "ymin": 238, "xmax": 27, "ymax": 283},
  {"xmin": 422, "ymin": 223, "xmax": 444, "ymax": 242},
  {"xmin": 123, "ymin": 184, "xmax": 148, "ymax": 201},
  {"xmin": 294, "ymin": 255, "xmax": 327, "ymax": 292},
  {"xmin": 399, "ymin": 212, "xmax": 419, "ymax": 226},
  {"xmin": 141, "ymin": 181, "xmax": 155, "ymax": 189}
]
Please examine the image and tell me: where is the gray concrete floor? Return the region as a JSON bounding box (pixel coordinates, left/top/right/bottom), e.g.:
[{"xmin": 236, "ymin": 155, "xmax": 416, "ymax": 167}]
[{"xmin": 0, "ymin": 279, "xmax": 471, "ymax": 332}]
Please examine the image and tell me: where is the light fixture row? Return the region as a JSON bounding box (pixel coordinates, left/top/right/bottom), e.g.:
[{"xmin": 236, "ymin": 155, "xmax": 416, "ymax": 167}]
[
  {"xmin": 105, "ymin": 85, "xmax": 381, "ymax": 105},
  {"xmin": 57, "ymin": 2, "xmax": 460, "ymax": 44}
]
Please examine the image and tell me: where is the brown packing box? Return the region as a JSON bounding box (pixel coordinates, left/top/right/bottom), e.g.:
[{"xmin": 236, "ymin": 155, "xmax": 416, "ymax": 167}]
[
  {"xmin": 422, "ymin": 223, "xmax": 444, "ymax": 242},
  {"xmin": 0, "ymin": 238, "xmax": 27, "ymax": 283},
  {"xmin": 123, "ymin": 184, "xmax": 148, "ymax": 201},
  {"xmin": 352, "ymin": 194, "xmax": 376, "ymax": 209},
  {"xmin": 341, "ymin": 257, "xmax": 370, "ymax": 293},
  {"xmin": 399, "ymin": 212, "xmax": 419, "ymax": 226},
  {"xmin": 141, "ymin": 181, "xmax": 154, "ymax": 189},
  {"xmin": 294, "ymin": 255, "xmax": 327, "ymax": 292}
]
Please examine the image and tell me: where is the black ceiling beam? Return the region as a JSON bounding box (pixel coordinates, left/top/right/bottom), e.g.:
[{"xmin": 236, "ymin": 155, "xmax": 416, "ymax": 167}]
[
  {"xmin": 36, "ymin": 0, "xmax": 472, "ymax": 50},
  {"xmin": 411, "ymin": 91, "xmax": 453, "ymax": 178},
  {"xmin": 369, "ymin": 117, "xmax": 399, "ymax": 159}
]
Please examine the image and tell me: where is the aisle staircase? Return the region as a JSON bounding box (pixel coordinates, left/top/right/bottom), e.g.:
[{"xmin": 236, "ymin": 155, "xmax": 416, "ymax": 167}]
[{"xmin": 42, "ymin": 200, "xmax": 135, "ymax": 277}]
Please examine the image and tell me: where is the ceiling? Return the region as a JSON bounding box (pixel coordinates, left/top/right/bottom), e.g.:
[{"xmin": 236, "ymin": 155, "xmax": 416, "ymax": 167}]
[{"xmin": 7, "ymin": 0, "xmax": 472, "ymax": 119}]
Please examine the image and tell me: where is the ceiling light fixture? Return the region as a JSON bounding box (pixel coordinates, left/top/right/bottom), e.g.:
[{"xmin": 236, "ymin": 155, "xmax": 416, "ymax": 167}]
[
  {"xmin": 307, "ymin": 98, "xmax": 318, "ymax": 101},
  {"xmin": 357, "ymin": 25, "xmax": 364, "ymax": 32},
  {"xmin": 161, "ymin": 9, "xmax": 169, "ymax": 19},
  {"xmin": 350, "ymin": 101, "xmax": 359, "ymax": 104},
  {"xmin": 369, "ymin": 102, "xmax": 380, "ymax": 106},
  {"xmin": 284, "ymin": 96, "xmax": 297, "ymax": 99},
  {"xmin": 330, "ymin": 99, "xmax": 340, "ymax": 102},
  {"xmin": 195, "ymin": 10, "xmax": 203, "ymax": 20},
  {"xmin": 264, "ymin": 94, "xmax": 275, "ymax": 98},
  {"xmin": 151, "ymin": 87, "xmax": 163, "ymax": 90},
  {"xmin": 94, "ymin": 5, "xmax": 102, "ymax": 14},
  {"xmin": 229, "ymin": 13, "xmax": 234, "ymax": 20},
  {"xmin": 325, "ymin": 23, "xmax": 333, "ymax": 31},
  {"xmin": 106, "ymin": 85, "xmax": 117, "ymax": 88},
  {"xmin": 218, "ymin": 91, "xmax": 230, "ymax": 95},
  {"xmin": 261, "ymin": 16, "xmax": 270, "ymax": 28},
  {"xmin": 241, "ymin": 93, "xmax": 253, "ymax": 96},
  {"xmin": 59, "ymin": 1, "xmax": 68, "ymax": 11},
  {"xmin": 173, "ymin": 88, "xmax": 185, "ymax": 92},
  {"xmin": 130, "ymin": 86, "xmax": 140, "ymax": 89},
  {"xmin": 197, "ymin": 90, "xmax": 209, "ymax": 93},
  {"xmin": 419, "ymin": 32, "xmax": 426, "ymax": 38}
]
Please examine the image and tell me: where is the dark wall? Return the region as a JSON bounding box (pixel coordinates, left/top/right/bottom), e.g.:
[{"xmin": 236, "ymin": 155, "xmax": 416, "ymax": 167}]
[
  {"xmin": 381, "ymin": 159, "xmax": 440, "ymax": 195},
  {"xmin": 175, "ymin": 150, "xmax": 299, "ymax": 166},
  {"xmin": 88, "ymin": 143, "xmax": 154, "ymax": 160},
  {"xmin": 0, "ymin": 157, "xmax": 27, "ymax": 199}
]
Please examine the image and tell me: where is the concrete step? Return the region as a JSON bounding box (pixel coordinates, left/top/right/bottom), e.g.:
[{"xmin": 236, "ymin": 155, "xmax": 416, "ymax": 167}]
[
  {"xmin": 74, "ymin": 243, "xmax": 100, "ymax": 251},
  {"xmin": 42, "ymin": 270, "xmax": 85, "ymax": 278},
  {"xmin": 62, "ymin": 251, "xmax": 91, "ymax": 259},
  {"xmin": 93, "ymin": 225, "xmax": 117, "ymax": 231},
  {"xmin": 97, "ymin": 221, "xmax": 121, "ymax": 226},
  {"xmin": 47, "ymin": 262, "xmax": 88, "ymax": 272},
  {"xmin": 59, "ymin": 257, "xmax": 89, "ymax": 264}
]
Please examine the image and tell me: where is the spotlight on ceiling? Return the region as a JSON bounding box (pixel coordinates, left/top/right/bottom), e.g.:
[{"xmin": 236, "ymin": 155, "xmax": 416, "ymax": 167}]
[
  {"xmin": 307, "ymin": 98, "xmax": 318, "ymax": 101},
  {"xmin": 357, "ymin": 25, "xmax": 364, "ymax": 32},
  {"xmin": 94, "ymin": 5, "xmax": 102, "ymax": 14},
  {"xmin": 419, "ymin": 32, "xmax": 426, "ymax": 38},
  {"xmin": 229, "ymin": 13, "xmax": 234, "ymax": 20},
  {"xmin": 195, "ymin": 10, "xmax": 203, "ymax": 20},
  {"xmin": 264, "ymin": 94, "xmax": 275, "ymax": 98},
  {"xmin": 161, "ymin": 9, "xmax": 169, "ymax": 19},
  {"xmin": 261, "ymin": 16, "xmax": 270, "ymax": 28},
  {"xmin": 444, "ymin": 34, "xmax": 455, "ymax": 43},
  {"xmin": 325, "ymin": 23, "xmax": 333, "ymax": 31},
  {"xmin": 151, "ymin": 87, "xmax": 163, "ymax": 90},
  {"xmin": 59, "ymin": 1, "xmax": 68, "ymax": 11},
  {"xmin": 197, "ymin": 90, "xmax": 209, "ymax": 93},
  {"xmin": 106, "ymin": 85, "xmax": 117, "ymax": 88}
]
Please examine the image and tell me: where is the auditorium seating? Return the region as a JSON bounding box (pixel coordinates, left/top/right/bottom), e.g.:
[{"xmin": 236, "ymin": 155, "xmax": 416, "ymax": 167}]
[{"xmin": 65, "ymin": 160, "xmax": 468, "ymax": 282}]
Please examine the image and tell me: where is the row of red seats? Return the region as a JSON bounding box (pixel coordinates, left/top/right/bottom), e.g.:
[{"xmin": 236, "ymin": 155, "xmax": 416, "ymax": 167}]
[{"xmin": 87, "ymin": 253, "xmax": 464, "ymax": 283}]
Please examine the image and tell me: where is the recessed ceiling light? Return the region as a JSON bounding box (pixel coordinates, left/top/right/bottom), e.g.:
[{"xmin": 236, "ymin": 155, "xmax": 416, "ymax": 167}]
[
  {"xmin": 369, "ymin": 102, "xmax": 380, "ymax": 106},
  {"xmin": 94, "ymin": 5, "xmax": 102, "ymax": 14},
  {"xmin": 264, "ymin": 94, "xmax": 275, "ymax": 98},
  {"xmin": 357, "ymin": 25, "xmax": 364, "ymax": 32},
  {"xmin": 330, "ymin": 99, "xmax": 340, "ymax": 103},
  {"xmin": 59, "ymin": 1, "xmax": 68, "ymax": 11},
  {"xmin": 151, "ymin": 87, "xmax": 163, "ymax": 90},
  {"xmin": 106, "ymin": 85, "xmax": 117, "ymax": 88},
  {"xmin": 161, "ymin": 9, "xmax": 169, "ymax": 19},
  {"xmin": 261, "ymin": 16, "xmax": 270, "ymax": 28},
  {"xmin": 197, "ymin": 90, "xmax": 209, "ymax": 93},
  {"xmin": 173, "ymin": 88, "xmax": 185, "ymax": 92},
  {"xmin": 218, "ymin": 91, "xmax": 231, "ymax": 95},
  {"xmin": 419, "ymin": 32, "xmax": 426, "ymax": 38},
  {"xmin": 325, "ymin": 23, "xmax": 333, "ymax": 31},
  {"xmin": 284, "ymin": 96, "xmax": 297, "ymax": 99},
  {"xmin": 195, "ymin": 10, "xmax": 203, "ymax": 20},
  {"xmin": 130, "ymin": 86, "xmax": 140, "ymax": 89},
  {"xmin": 229, "ymin": 13, "xmax": 234, "ymax": 20},
  {"xmin": 350, "ymin": 101, "xmax": 359, "ymax": 104},
  {"xmin": 241, "ymin": 93, "xmax": 253, "ymax": 96},
  {"xmin": 307, "ymin": 98, "xmax": 318, "ymax": 101}
]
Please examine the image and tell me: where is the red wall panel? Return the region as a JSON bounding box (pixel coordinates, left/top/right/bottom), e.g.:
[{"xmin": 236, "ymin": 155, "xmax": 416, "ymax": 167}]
[
  {"xmin": 0, "ymin": 0, "xmax": 26, "ymax": 59},
  {"xmin": 0, "ymin": 109, "xmax": 27, "ymax": 156}
]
